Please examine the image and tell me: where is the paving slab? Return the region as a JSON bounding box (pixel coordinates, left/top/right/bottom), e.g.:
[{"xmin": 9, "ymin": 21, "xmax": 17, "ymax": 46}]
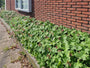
[{"xmin": 0, "ymin": 21, "xmax": 21, "ymax": 68}]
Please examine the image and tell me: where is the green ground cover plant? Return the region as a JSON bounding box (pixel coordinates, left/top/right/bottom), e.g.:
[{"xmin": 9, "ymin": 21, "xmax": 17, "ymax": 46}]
[{"xmin": 0, "ymin": 11, "xmax": 90, "ymax": 68}]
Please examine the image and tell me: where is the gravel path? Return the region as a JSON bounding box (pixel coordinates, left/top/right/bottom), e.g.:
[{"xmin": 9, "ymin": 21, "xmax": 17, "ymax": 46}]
[{"xmin": 0, "ymin": 21, "xmax": 21, "ymax": 68}]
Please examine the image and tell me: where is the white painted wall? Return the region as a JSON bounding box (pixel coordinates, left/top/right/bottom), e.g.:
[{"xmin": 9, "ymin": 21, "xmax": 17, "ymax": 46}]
[{"xmin": 5, "ymin": 0, "xmax": 6, "ymax": 10}]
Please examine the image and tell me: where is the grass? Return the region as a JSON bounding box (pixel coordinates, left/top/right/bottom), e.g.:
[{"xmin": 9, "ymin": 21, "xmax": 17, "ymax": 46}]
[
  {"xmin": 3, "ymin": 47, "xmax": 9, "ymax": 52},
  {"xmin": 3, "ymin": 45, "xmax": 18, "ymax": 52},
  {"xmin": 3, "ymin": 64, "xmax": 7, "ymax": 68}
]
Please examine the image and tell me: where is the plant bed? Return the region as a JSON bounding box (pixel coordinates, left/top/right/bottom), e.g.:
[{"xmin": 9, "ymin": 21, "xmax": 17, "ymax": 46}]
[{"xmin": 0, "ymin": 11, "xmax": 90, "ymax": 68}]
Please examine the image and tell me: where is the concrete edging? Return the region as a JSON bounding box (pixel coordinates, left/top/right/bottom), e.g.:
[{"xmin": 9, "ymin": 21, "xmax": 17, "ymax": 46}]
[{"xmin": 0, "ymin": 18, "xmax": 40, "ymax": 68}]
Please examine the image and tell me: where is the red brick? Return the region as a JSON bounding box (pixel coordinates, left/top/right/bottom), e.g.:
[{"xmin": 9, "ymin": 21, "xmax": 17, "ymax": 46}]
[
  {"xmin": 60, "ymin": 8, "xmax": 66, "ymax": 10},
  {"xmin": 63, "ymin": 15, "xmax": 71, "ymax": 18},
  {"xmin": 82, "ymin": 12, "xmax": 90, "ymax": 15},
  {"xmin": 77, "ymin": 20, "xmax": 88, "ymax": 24},
  {"xmin": 67, "ymin": 2, "xmax": 76, "ymax": 5},
  {"xmin": 77, "ymin": 14, "xmax": 88, "ymax": 17},
  {"xmin": 60, "ymin": 17, "xmax": 66, "ymax": 20},
  {"xmin": 60, "ymin": 3, "xmax": 66, "ymax": 5},
  {"xmin": 82, "ymin": 24, "xmax": 90, "ymax": 28},
  {"xmin": 83, "ymin": 0, "xmax": 90, "ymax": 1},
  {"xmin": 72, "ymin": 5, "xmax": 82, "ymax": 8},
  {"xmin": 67, "ymin": 13, "xmax": 76, "ymax": 16},
  {"xmin": 77, "ymin": 2, "xmax": 88, "ymax": 5},
  {"xmin": 66, "ymin": 20, "xmax": 71, "ymax": 24},
  {"xmin": 77, "ymin": 26, "xmax": 88, "ymax": 30},
  {"xmin": 72, "ymin": 22, "xmax": 81, "ymax": 26},
  {"xmin": 67, "ymin": 23, "xmax": 76, "ymax": 27},
  {"xmin": 76, "ymin": 28, "xmax": 81, "ymax": 31},
  {"xmin": 56, "ymin": 0, "xmax": 63, "ymax": 2},
  {"xmin": 67, "ymin": 8, "xmax": 76, "ymax": 11},
  {"xmin": 64, "ymin": 25, "xmax": 71, "ymax": 28},
  {"xmin": 63, "ymin": 17, "xmax": 67, "ymax": 20},
  {"xmin": 72, "ymin": 0, "xmax": 81, "ymax": 2},
  {"xmin": 82, "ymin": 18, "xmax": 90, "ymax": 21},
  {"xmin": 65, "ymin": 10, "xmax": 71, "ymax": 13},
  {"xmin": 62, "ymin": 22, "xmax": 67, "ymax": 25},
  {"xmin": 63, "ymin": 5, "xmax": 71, "ymax": 8},
  {"xmin": 82, "ymin": 6, "xmax": 90, "ymax": 8},
  {"xmin": 63, "ymin": 0, "xmax": 72, "ymax": 2},
  {"xmin": 72, "ymin": 16, "xmax": 81, "ymax": 20},
  {"xmin": 67, "ymin": 18, "xmax": 76, "ymax": 21},
  {"xmin": 77, "ymin": 8, "xmax": 88, "ymax": 11},
  {"xmin": 72, "ymin": 11, "xmax": 81, "ymax": 14}
]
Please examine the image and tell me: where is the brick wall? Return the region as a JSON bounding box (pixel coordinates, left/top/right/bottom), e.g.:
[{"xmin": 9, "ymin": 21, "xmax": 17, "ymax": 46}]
[
  {"xmin": 11, "ymin": 0, "xmax": 15, "ymax": 10},
  {"xmin": 6, "ymin": 0, "xmax": 11, "ymax": 10},
  {"xmin": 6, "ymin": 0, "xmax": 90, "ymax": 33},
  {"xmin": 6, "ymin": 0, "xmax": 15, "ymax": 10}
]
